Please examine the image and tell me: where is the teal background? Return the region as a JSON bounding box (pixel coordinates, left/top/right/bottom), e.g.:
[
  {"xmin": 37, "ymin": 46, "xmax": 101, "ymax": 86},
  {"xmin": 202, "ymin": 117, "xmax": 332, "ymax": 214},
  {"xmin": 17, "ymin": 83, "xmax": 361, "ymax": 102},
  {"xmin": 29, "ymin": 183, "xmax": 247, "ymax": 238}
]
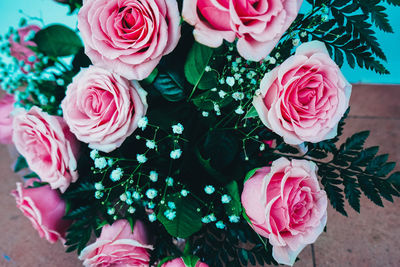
[{"xmin": 0, "ymin": 0, "xmax": 399, "ymax": 84}]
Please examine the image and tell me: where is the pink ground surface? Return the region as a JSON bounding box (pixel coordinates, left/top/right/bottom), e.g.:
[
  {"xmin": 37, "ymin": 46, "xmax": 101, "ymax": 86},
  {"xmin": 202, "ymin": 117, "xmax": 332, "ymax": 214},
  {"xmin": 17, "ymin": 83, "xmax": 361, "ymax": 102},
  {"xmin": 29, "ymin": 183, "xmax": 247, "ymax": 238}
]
[{"xmin": 0, "ymin": 84, "xmax": 399, "ymax": 267}]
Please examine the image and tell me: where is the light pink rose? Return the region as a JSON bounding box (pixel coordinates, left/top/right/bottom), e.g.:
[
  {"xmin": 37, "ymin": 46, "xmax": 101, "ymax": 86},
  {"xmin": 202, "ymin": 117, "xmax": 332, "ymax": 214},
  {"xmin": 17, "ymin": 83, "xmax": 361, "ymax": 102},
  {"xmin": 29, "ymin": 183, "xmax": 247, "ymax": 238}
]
[
  {"xmin": 162, "ymin": 257, "xmax": 209, "ymax": 267},
  {"xmin": 12, "ymin": 107, "xmax": 79, "ymax": 193},
  {"xmin": 241, "ymin": 158, "xmax": 327, "ymax": 265},
  {"xmin": 253, "ymin": 41, "xmax": 352, "ymax": 145},
  {"xmin": 61, "ymin": 66, "xmax": 147, "ymax": 153},
  {"xmin": 11, "ymin": 179, "xmax": 71, "ymax": 244},
  {"xmin": 9, "ymin": 25, "xmax": 41, "ymax": 73},
  {"xmin": 0, "ymin": 94, "xmax": 15, "ymax": 144},
  {"xmin": 182, "ymin": 0, "xmax": 303, "ymax": 61},
  {"xmin": 78, "ymin": 0, "xmax": 181, "ymax": 80},
  {"xmin": 79, "ymin": 219, "xmax": 153, "ymax": 267}
]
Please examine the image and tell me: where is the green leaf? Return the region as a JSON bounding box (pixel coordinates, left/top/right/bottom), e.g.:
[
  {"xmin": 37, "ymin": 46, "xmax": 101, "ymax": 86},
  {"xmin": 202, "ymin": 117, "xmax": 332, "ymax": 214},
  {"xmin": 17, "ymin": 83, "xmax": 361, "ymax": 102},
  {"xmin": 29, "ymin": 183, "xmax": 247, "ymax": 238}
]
[
  {"xmin": 33, "ymin": 24, "xmax": 82, "ymax": 57},
  {"xmin": 182, "ymin": 255, "xmax": 201, "ymax": 267},
  {"xmin": 157, "ymin": 193, "xmax": 202, "ymax": 239},
  {"xmin": 244, "ymin": 168, "xmax": 261, "ymax": 184},
  {"xmin": 184, "ymin": 42, "xmax": 218, "ymax": 90},
  {"xmin": 224, "ymin": 181, "xmax": 242, "ymax": 217},
  {"xmin": 244, "ymin": 106, "xmax": 259, "ymax": 119},
  {"xmin": 14, "ymin": 155, "xmax": 28, "ymax": 172},
  {"xmin": 152, "ymin": 69, "xmax": 186, "ymax": 102},
  {"xmin": 72, "ymin": 48, "xmax": 91, "ymax": 72},
  {"xmin": 141, "ymin": 68, "xmax": 159, "ymax": 86},
  {"xmin": 23, "ymin": 172, "xmax": 38, "ymax": 179},
  {"xmin": 157, "ymin": 257, "xmax": 176, "ymax": 267},
  {"xmin": 388, "ymin": 172, "xmax": 400, "ymax": 185}
]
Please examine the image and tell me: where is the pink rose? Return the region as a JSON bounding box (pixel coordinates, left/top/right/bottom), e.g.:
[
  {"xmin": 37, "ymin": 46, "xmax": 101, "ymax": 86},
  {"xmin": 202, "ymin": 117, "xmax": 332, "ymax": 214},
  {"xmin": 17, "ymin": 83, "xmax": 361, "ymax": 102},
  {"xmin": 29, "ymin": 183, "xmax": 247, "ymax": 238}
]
[
  {"xmin": 9, "ymin": 25, "xmax": 41, "ymax": 73},
  {"xmin": 61, "ymin": 66, "xmax": 147, "ymax": 153},
  {"xmin": 162, "ymin": 257, "xmax": 209, "ymax": 267},
  {"xmin": 241, "ymin": 158, "xmax": 327, "ymax": 265},
  {"xmin": 79, "ymin": 220, "xmax": 153, "ymax": 267},
  {"xmin": 253, "ymin": 41, "xmax": 352, "ymax": 145},
  {"xmin": 78, "ymin": 0, "xmax": 181, "ymax": 80},
  {"xmin": 11, "ymin": 180, "xmax": 71, "ymax": 244},
  {"xmin": 12, "ymin": 107, "xmax": 79, "ymax": 193},
  {"xmin": 182, "ymin": 0, "xmax": 303, "ymax": 61},
  {"xmin": 0, "ymin": 94, "xmax": 15, "ymax": 144}
]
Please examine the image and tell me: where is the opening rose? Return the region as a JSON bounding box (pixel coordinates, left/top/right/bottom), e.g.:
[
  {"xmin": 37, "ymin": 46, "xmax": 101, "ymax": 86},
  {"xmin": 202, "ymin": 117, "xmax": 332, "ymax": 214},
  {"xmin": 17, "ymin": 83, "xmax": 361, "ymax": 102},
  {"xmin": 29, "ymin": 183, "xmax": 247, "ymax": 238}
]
[
  {"xmin": 79, "ymin": 220, "xmax": 153, "ymax": 267},
  {"xmin": 183, "ymin": 0, "xmax": 303, "ymax": 61},
  {"xmin": 12, "ymin": 107, "xmax": 79, "ymax": 193},
  {"xmin": 241, "ymin": 158, "xmax": 327, "ymax": 266},
  {"xmin": 253, "ymin": 41, "xmax": 352, "ymax": 145},
  {"xmin": 11, "ymin": 180, "xmax": 72, "ymax": 244},
  {"xmin": 78, "ymin": 0, "xmax": 181, "ymax": 80},
  {"xmin": 61, "ymin": 66, "xmax": 148, "ymax": 153},
  {"xmin": 162, "ymin": 257, "xmax": 209, "ymax": 267}
]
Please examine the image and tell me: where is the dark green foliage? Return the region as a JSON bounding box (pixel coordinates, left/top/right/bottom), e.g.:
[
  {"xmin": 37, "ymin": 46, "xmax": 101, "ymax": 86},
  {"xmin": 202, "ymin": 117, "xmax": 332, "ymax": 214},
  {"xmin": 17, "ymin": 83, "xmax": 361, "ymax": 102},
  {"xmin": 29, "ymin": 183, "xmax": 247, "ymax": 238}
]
[{"xmin": 14, "ymin": 155, "xmax": 28, "ymax": 173}]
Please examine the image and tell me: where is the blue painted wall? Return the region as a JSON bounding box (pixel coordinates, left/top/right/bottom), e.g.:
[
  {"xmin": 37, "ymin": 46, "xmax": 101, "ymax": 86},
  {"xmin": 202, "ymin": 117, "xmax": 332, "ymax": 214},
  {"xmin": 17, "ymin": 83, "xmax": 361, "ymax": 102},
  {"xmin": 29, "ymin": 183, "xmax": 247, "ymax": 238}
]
[{"xmin": 0, "ymin": 0, "xmax": 399, "ymax": 84}]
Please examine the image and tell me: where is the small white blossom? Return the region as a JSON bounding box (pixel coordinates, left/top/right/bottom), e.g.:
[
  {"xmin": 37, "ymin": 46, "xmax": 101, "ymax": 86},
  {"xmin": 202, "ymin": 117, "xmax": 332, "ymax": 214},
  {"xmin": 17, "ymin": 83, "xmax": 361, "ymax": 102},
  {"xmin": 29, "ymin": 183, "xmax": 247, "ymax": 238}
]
[
  {"xmin": 260, "ymin": 143, "xmax": 266, "ymax": 151},
  {"xmin": 90, "ymin": 149, "xmax": 99, "ymax": 160},
  {"xmin": 137, "ymin": 117, "xmax": 148, "ymax": 130},
  {"xmin": 216, "ymin": 221, "xmax": 226, "ymax": 229},
  {"xmin": 108, "ymin": 159, "xmax": 114, "ymax": 166},
  {"xmin": 269, "ymin": 57, "xmax": 276, "ymax": 64},
  {"xmin": 234, "ymin": 73, "xmax": 241, "ymax": 80},
  {"xmin": 275, "ymin": 52, "xmax": 281, "ymax": 59},
  {"xmin": 300, "ymin": 31, "xmax": 308, "ymax": 38},
  {"xmin": 170, "ymin": 149, "xmax": 182, "ymax": 159},
  {"xmin": 137, "ymin": 154, "xmax": 147, "ymax": 164},
  {"xmin": 146, "ymin": 189, "xmax": 158, "ymax": 199},
  {"xmin": 229, "ymin": 215, "xmax": 240, "ymax": 223},
  {"xmin": 164, "ymin": 209, "xmax": 176, "ymax": 221},
  {"xmin": 181, "ymin": 189, "xmax": 189, "ymax": 197},
  {"xmin": 94, "ymin": 157, "xmax": 107, "ymax": 169},
  {"xmin": 165, "ymin": 177, "xmax": 174, "ymax": 186},
  {"xmin": 126, "ymin": 198, "xmax": 133, "ymax": 205},
  {"xmin": 120, "ymin": 193, "xmax": 127, "ymax": 202},
  {"xmin": 218, "ymin": 90, "xmax": 227, "ymax": 98},
  {"xmin": 107, "ymin": 207, "xmax": 115, "ymax": 215},
  {"xmin": 172, "ymin": 123, "xmax": 184, "ymax": 134},
  {"xmin": 202, "ymin": 216, "xmax": 210, "ymax": 223},
  {"xmin": 148, "ymin": 202, "xmax": 156, "ymax": 209},
  {"xmin": 221, "ymin": 194, "xmax": 232, "ymax": 204},
  {"xmin": 235, "ymin": 106, "xmax": 245, "ymax": 115},
  {"xmin": 226, "ymin": 76, "xmax": 235, "ymax": 87},
  {"xmin": 149, "ymin": 171, "xmax": 158, "ymax": 182},
  {"xmin": 292, "ymin": 38, "xmax": 300, "ymax": 46},
  {"xmin": 204, "ymin": 185, "xmax": 215, "ymax": 194},
  {"xmin": 148, "ymin": 213, "xmax": 157, "ymax": 222},
  {"xmin": 128, "ymin": 207, "xmax": 136, "ymax": 214},
  {"xmin": 202, "ymin": 111, "xmax": 209, "ymax": 117},
  {"xmin": 211, "ymin": 87, "xmax": 217, "ymax": 92},
  {"xmin": 110, "ymin": 168, "xmax": 123, "ymax": 182},
  {"xmin": 146, "ymin": 140, "xmax": 156, "ymax": 149},
  {"xmin": 168, "ymin": 202, "xmax": 176, "ymax": 209},
  {"xmin": 94, "ymin": 182, "xmax": 104, "ymax": 191},
  {"xmin": 208, "ymin": 213, "xmax": 217, "ymax": 222},
  {"xmin": 95, "ymin": 191, "xmax": 104, "ymax": 199},
  {"xmin": 232, "ymin": 92, "xmax": 245, "ymax": 101},
  {"xmin": 205, "ymin": 66, "xmax": 211, "ymax": 72},
  {"xmin": 133, "ymin": 191, "xmax": 141, "ymax": 200}
]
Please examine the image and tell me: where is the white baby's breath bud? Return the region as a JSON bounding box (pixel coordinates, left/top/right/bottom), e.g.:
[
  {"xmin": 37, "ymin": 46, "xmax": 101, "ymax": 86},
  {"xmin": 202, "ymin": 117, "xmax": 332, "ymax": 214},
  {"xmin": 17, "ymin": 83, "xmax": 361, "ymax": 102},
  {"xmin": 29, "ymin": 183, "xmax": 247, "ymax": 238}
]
[
  {"xmin": 137, "ymin": 154, "xmax": 147, "ymax": 164},
  {"xmin": 226, "ymin": 76, "xmax": 235, "ymax": 87},
  {"xmin": 172, "ymin": 123, "xmax": 184, "ymax": 134},
  {"xmin": 146, "ymin": 140, "xmax": 156, "ymax": 149},
  {"xmin": 137, "ymin": 117, "xmax": 148, "ymax": 130}
]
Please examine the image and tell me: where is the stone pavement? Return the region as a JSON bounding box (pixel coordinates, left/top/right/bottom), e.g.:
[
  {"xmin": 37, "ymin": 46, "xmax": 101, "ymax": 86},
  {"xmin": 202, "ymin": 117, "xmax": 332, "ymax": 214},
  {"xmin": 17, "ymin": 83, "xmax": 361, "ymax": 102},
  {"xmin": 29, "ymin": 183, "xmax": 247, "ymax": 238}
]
[{"xmin": 0, "ymin": 84, "xmax": 399, "ymax": 267}]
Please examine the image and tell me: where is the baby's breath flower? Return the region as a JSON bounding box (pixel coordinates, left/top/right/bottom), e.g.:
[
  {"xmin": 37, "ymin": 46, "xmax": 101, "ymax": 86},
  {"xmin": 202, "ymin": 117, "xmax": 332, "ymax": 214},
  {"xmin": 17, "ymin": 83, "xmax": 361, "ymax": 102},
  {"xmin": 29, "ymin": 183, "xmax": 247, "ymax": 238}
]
[
  {"xmin": 127, "ymin": 207, "xmax": 136, "ymax": 214},
  {"xmin": 110, "ymin": 168, "xmax": 123, "ymax": 182},
  {"xmin": 232, "ymin": 92, "xmax": 245, "ymax": 101},
  {"xmin": 172, "ymin": 123, "xmax": 184, "ymax": 134},
  {"xmin": 202, "ymin": 111, "xmax": 209, "ymax": 117},
  {"xmin": 229, "ymin": 215, "xmax": 240, "ymax": 223},
  {"xmin": 235, "ymin": 106, "xmax": 245, "ymax": 115},
  {"xmin": 107, "ymin": 207, "xmax": 115, "ymax": 215},
  {"xmin": 120, "ymin": 193, "xmax": 127, "ymax": 202},
  {"xmin": 90, "ymin": 149, "xmax": 99, "ymax": 160},
  {"xmin": 168, "ymin": 201, "xmax": 176, "ymax": 209},
  {"xmin": 137, "ymin": 117, "xmax": 148, "ymax": 130},
  {"xmin": 164, "ymin": 209, "xmax": 176, "ymax": 221},
  {"xmin": 180, "ymin": 189, "xmax": 189, "ymax": 197},
  {"xmin": 137, "ymin": 154, "xmax": 147, "ymax": 164},
  {"xmin": 204, "ymin": 185, "xmax": 215, "ymax": 195},
  {"xmin": 221, "ymin": 194, "xmax": 232, "ymax": 204},
  {"xmin": 95, "ymin": 191, "xmax": 104, "ymax": 199},
  {"xmin": 94, "ymin": 157, "xmax": 107, "ymax": 169},
  {"xmin": 170, "ymin": 149, "xmax": 182, "ymax": 159},
  {"xmin": 146, "ymin": 140, "xmax": 156, "ymax": 149},
  {"xmin": 149, "ymin": 171, "xmax": 158, "ymax": 182},
  {"xmin": 146, "ymin": 189, "xmax": 158, "ymax": 199},
  {"xmin": 148, "ymin": 213, "xmax": 157, "ymax": 222},
  {"xmin": 216, "ymin": 221, "xmax": 226, "ymax": 229},
  {"xmin": 226, "ymin": 76, "xmax": 235, "ymax": 87},
  {"xmin": 165, "ymin": 177, "xmax": 174, "ymax": 187},
  {"xmin": 133, "ymin": 191, "xmax": 141, "ymax": 200},
  {"xmin": 218, "ymin": 90, "xmax": 227, "ymax": 98},
  {"xmin": 94, "ymin": 182, "xmax": 104, "ymax": 191}
]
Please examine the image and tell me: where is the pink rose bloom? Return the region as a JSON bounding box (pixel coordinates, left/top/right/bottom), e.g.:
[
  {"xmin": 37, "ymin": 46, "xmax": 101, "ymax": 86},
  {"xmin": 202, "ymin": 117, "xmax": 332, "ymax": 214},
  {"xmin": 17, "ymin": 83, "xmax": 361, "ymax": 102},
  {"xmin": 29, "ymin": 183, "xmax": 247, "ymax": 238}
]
[
  {"xmin": 253, "ymin": 41, "xmax": 352, "ymax": 145},
  {"xmin": 78, "ymin": 0, "xmax": 181, "ymax": 80},
  {"xmin": 9, "ymin": 25, "xmax": 40, "ymax": 73},
  {"xmin": 11, "ymin": 180, "xmax": 71, "ymax": 243},
  {"xmin": 241, "ymin": 158, "xmax": 327, "ymax": 265},
  {"xmin": 12, "ymin": 107, "xmax": 79, "ymax": 193},
  {"xmin": 182, "ymin": 0, "xmax": 303, "ymax": 61},
  {"xmin": 61, "ymin": 66, "xmax": 147, "ymax": 153},
  {"xmin": 162, "ymin": 257, "xmax": 209, "ymax": 267},
  {"xmin": 79, "ymin": 220, "xmax": 153, "ymax": 267},
  {"xmin": 0, "ymin": 94, "xmax": 16, "ymax": 144}
]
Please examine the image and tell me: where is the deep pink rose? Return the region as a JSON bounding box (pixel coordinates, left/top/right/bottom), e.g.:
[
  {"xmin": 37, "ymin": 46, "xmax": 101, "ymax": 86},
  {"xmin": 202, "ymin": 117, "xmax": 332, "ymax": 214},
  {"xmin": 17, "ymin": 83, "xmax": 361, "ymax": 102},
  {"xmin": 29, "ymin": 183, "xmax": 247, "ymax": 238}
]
[
  {"xmin": 9, "ymin": 25, "xmax": 41, "ymax": 73},
  {"xmin": 162, "ymin": 257, "xmax": 209, "ymax": 267},
  {"xmin": 0, "ymin": 94, "xmax": 15, "ymax": 144},
  {"xmin": 182, "ymin": 0, "xmax": 303, "ymax": 61},
  {"xmin": 12, "ymin": 107, "xmax": 79, "ymax": 193},
  {"xmin": 11, "ymin": 180, "xmax": 71, "ymax": 244},
  {"xmin": 61, "ymin": 66, "xmax": 147, "ymax": 153},
  {"xmin": 78, "ymin": 0, "xmax": 181, "ymax": 80},
  {"xmin": 79, "ymin": 220, "xmax": 153, "ymax": 267},
  {"xmin": 241, "ymin": 158, "xmax": 327, "ymax": 265},
  {"xmin": 253, "ymin": 41, "xmax": 352, "ymax": 145}
]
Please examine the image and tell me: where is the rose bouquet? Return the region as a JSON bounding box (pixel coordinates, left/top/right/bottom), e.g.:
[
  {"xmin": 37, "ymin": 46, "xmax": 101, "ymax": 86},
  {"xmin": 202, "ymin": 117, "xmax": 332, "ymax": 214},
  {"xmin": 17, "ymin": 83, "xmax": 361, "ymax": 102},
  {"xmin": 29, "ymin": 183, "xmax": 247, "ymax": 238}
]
[{"xmin": 0, "ymin": 0, "xmax": 399, "ymax": 266}]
